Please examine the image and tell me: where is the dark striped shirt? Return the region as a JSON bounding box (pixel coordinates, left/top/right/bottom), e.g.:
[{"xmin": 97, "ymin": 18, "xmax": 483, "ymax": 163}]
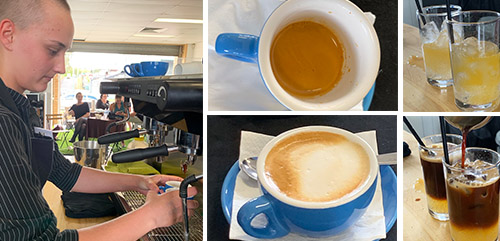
[{"xmin": 0, "ymin": 81, "xmax": 82, "ymax": 240}]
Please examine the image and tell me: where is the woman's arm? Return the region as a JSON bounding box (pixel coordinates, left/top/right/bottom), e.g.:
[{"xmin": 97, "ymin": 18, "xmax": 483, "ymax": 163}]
[
  {"xmin": 77, "ymin": 186, "xmax": 198, "ymax": 241},
  {"xmin": 72, "ymin": 167, "xmax": 199, "ymax": 241},
  {"xmin": 109, "ymin": 103, "xmax": 116, "ymax": 113},
  {"xmin": 71, "ymin": 166, "xmax": 181, "ymax": 194},
  {"xmin": 68, "ymin": 104, "xmax": 75, "ymax": 117}
]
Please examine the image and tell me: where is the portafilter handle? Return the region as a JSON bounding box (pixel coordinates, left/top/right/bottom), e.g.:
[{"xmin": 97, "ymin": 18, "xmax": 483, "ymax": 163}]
[
  {"xmin": 111, "ymin": 144, "xmax": 178, "ymax": 163},
  {"xmin": 97, "ymin": 129, "xmax": 147, "ymax": 144}
]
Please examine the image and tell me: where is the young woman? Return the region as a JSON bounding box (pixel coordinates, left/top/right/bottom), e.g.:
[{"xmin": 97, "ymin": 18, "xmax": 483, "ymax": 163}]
[
  {"xmin": 68, "ymin": 92, "xmax": 89, "ymax": 142},
  {"xmin": 0, "ymin": 1, "xmax": 198, "ymax": 240}
]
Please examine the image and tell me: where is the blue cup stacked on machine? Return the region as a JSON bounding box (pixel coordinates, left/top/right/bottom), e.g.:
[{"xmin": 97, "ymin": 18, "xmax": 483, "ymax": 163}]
[
  {"xmin": 237, "ymin": 126, "xmax": 379, "ymax": 238},
  {"xmin": 124, "ymin": 61, "xmax": 169, "ymax": 77}
]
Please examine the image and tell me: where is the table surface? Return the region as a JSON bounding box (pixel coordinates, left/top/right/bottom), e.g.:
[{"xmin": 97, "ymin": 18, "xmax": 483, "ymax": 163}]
[
  {"xmin": 86, "ymin": 117, "xmax": 125, "ymax": 139},
  {"xmin": 403, "ymin": 131, "xmax": 452, "ymax": 240},
  {"xmin": 403, "ymin": 24, "xmax": 500, "ymax": 112},
  {"xmin": 207, "ymin": 116, "xmax": 397, "ymax": 241},
  {"xmin": 42, "ymin": 156, "xmax": 116, "ymax": 230}
]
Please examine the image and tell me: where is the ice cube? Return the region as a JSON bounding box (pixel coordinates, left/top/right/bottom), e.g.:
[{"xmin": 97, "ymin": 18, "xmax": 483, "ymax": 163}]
[
  {"xmin": 442, "ymin": 21, "xmax": 464, "ymax": 41},
  {"xmin": 462, "ymin": 37, "xmax": 480, "ymax": 57},
  {"xmin": 421, "ymin": 21, "xmax": 440, "ymax": 43},
  {"xmin": 463, "ymin": 37, "xmax": 479, "ymax": 46},
  {"xmin": 434, "ymin": 31, "xmax": 449, "ymax": 48},
  {"xmin": 480, "ymin": 40, "xmax": 499, "ymax": 56}
]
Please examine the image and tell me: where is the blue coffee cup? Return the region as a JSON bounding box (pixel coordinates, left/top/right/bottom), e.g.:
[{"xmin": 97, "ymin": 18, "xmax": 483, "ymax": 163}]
[
  {"xmin": 215, "ymin": 0, "xmax": 380, "ymax": 110},
  {"xmin": 135, "ymin": 61, "xmax": 168, "ymax": 77},
  {"xmin": 237, "ymin": 126, "xmax": 379, "ymax": 238},
  {"xmin": 124, "ymin": 63, "xmax": 141, "ymax": 77}
]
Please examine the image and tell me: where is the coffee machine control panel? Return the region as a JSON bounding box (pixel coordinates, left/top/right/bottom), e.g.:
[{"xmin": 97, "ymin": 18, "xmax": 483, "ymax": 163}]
[{"xmin": 100, "ymin": 75, "xmax": 202, "ymax": 113}]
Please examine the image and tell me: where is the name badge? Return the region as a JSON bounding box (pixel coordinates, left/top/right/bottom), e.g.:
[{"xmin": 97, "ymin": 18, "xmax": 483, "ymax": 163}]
[{"xmin": 34, "ymin": 127, "xmax": 53, "ymax": 140}]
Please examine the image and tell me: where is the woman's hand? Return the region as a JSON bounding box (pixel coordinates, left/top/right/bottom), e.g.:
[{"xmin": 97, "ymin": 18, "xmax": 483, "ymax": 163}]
[
  {"xmin": 136, "ymin": 175, "xmax": 183, "ymax": 195},
  {"xmin": 143, "ymin": 187, "xmax": 199, "ymax": 228}
]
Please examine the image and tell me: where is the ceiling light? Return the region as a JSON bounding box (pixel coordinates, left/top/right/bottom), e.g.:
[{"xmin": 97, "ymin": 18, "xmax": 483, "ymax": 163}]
[
  {"xmin": 154, "ymin": 18, "xmax": 203, "ymax": 24},
  {"xmin": 133, "ymin": 34, "xmax": 175, "ymax": 38}
]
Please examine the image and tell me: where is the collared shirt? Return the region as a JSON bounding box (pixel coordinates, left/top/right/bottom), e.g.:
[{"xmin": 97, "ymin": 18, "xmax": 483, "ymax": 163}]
[{"xmin": 0, "ymin": 79, "xmax": 82, "ymax": 240}]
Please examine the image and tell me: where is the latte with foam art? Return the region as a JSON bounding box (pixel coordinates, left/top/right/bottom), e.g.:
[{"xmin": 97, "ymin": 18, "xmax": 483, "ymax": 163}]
[{"xmin": 264, "ymin": 131, "xmax": 370, "ymax": 202}]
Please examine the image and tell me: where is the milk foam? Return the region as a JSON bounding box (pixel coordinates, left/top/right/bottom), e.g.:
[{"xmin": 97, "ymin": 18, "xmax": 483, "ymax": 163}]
[{"xmin": 265, "ymin": 131, "xmax": 370, "ymax": 202}]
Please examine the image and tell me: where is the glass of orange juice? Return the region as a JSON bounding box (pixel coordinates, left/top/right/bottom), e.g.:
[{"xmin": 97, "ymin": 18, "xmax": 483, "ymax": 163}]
[
  {"xmin": 417, "ymin": 5, "xmax": 461, "ymax": 88},
  {"xmin": 448, "ymin": 11, "xmax": 500, "ymax": 112}
]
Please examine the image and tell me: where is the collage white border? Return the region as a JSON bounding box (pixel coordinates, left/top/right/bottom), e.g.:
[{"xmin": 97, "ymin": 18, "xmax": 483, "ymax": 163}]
[{"xmin": 198, "ymin": 0, "xmax": 445, "ymax": 240}]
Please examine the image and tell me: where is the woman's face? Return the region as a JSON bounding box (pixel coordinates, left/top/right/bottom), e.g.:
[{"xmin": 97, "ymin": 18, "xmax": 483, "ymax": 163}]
[
  {"xmin": 102, "ymin": 94, "xmax": 107, "ymax": 101},
  {"xmin": 76, "ymin": 93, "xmax": 83, "ymax": 102}
]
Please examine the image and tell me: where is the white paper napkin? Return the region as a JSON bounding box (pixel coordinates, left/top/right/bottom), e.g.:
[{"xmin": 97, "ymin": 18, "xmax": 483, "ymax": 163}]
[
  {"xmin": 208, "ymin": 0, "xmax": 376, "ymax": 111},
  {"xmin": 229, "ymin": 130, "xmax": 386, "ymax": 240}
]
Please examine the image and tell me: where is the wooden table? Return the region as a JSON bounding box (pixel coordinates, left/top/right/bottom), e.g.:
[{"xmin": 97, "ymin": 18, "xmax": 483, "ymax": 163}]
[
  {"xmin": 403, "ymin": 131, "xmax": 451, "ymax": 240},
  {"xmin": 42, "ymin": 156, "xmax": 116, "ymax": 230},
  {"xmin": 403, "ymin": 24, "xmax": 500, "ymax": 112}
]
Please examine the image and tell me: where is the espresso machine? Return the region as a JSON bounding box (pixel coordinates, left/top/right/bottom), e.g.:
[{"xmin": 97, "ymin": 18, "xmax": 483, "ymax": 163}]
[{"xmin": 98, "ymin": 74, "xmax": 203, "ymax": 241}]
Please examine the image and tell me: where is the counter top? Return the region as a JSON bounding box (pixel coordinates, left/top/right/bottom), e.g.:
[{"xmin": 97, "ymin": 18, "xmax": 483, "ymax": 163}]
[
  {"xmin": 43, "ymin": 155, "xmax": 116, "ymax": 230},
  {"xmin": 42, "ymin": 182, "xmax": 116, "ymax": 230}
]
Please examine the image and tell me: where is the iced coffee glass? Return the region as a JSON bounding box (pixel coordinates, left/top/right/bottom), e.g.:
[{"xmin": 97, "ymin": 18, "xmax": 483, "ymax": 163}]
[
  {"xmin": 447, "ymin": 11, "xmax": 500, "ymax": 111},
  {"xmin": 419, "ymin": 134, "xmax": 462, "ymax": 221},
  {"xmin": 417, "ymin": 5, "xmax": 461, "ymax": 87},
  {"xmin": 444, "ymin": 148, "xmax": 500, "ymax": 241}
]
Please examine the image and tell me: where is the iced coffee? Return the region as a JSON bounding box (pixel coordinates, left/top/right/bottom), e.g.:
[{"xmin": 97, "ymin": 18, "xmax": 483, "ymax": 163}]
[
  {"xmin": 419, "ymin": 134, "xmax": 462, "ymax": 221},
  {"xmin": 444, "ymin": 148, "xmax": 500, "ymax": 241}
]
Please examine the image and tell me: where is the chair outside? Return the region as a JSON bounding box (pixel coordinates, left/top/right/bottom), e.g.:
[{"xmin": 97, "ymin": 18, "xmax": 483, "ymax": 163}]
[{"xmin": 46, "ymin": 113, "xmax": 63, "ymax": 129}]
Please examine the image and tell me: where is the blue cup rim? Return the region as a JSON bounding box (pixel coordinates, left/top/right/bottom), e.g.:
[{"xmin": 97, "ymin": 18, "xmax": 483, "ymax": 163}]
[
  {"xmin": 140, "ymin": 61, "xmax": 168, "ymax": 65},
  {"xmin": 256, "ymin": 126, "xmax": 378, "ymax": 209}
]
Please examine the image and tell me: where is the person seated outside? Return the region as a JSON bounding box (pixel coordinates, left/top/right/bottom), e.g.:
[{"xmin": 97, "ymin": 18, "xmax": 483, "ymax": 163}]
[
  {"xmin": 96, "ymin": 94, "xmax": 109, "ymax": 110},
  {"xmin": 68, "ymin": 92, "xmax": 89, "ymax": 142},
  {"xmin": 109, "ymin": 94, "xmax": 128, "ymax": 120}
]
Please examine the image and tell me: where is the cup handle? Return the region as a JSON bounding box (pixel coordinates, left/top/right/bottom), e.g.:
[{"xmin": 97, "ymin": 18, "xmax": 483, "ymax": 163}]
[
  {"xmin": 124, "ymin": 65, "xmax": 134, "ymax": 76},
  {"xmin": 215, "ymin": 33, "xmax": 259, "ymax": 63},
  {"xmin": 135, "ymin": 64, "xmax": 144, "ymax": 77},
  {"xmin": 237, "ymin": 195, "xmax": 289, "ymax": 238},
  {"xmin": 364, "ymin": 12, "xmax": 376, "ymax": 25}
]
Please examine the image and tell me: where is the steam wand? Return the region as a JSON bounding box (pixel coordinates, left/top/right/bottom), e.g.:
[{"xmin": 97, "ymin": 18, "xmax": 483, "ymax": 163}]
[{"xmin": 179, "ymin": 174, "xmax": 203, "ymax": 241}]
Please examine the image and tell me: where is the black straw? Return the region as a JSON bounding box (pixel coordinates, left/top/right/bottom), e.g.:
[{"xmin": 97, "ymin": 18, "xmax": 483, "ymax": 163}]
[
  {"xmin": 403, "ymin": 117, "xmax": 426, "ymax": 147},
  {"xmin": 439, "ymin": 116, "xmax": 451, "ymax": 165},
  {"xmin": 415, "ymin": 0, "xmax": 427, "ymax": 25},
  {"xmin": 445, "ymin": 0, "xmax": 455, "ymax": 43}
]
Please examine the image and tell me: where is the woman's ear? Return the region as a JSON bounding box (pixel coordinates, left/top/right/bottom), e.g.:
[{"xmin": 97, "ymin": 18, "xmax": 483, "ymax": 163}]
[{"xmin": 0, "ymin": 19, "xmax": 15, "ymax": 51}]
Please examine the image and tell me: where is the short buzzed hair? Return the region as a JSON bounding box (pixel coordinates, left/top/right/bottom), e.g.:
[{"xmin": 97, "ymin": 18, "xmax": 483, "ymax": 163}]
[{"xmin": 0, "ymin": 0, "xmax": 70, "ymax": 29}]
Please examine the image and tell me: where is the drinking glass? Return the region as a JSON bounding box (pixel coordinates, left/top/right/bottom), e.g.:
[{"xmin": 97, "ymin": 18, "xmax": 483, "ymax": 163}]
[
  {"xmin": 447, "ymin": 11, "xmax": 500, "ymax": 111},
  {"xmin": 419, "ymin": 134, "xmax": 462, "ymax": 221},
  {"xmin": 417, "ymin": 5, "xmax": 461, "ymax": 87},
  {"xmin": 444, "ymin": 148, "xmax": 500, "ymax": 241}
]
